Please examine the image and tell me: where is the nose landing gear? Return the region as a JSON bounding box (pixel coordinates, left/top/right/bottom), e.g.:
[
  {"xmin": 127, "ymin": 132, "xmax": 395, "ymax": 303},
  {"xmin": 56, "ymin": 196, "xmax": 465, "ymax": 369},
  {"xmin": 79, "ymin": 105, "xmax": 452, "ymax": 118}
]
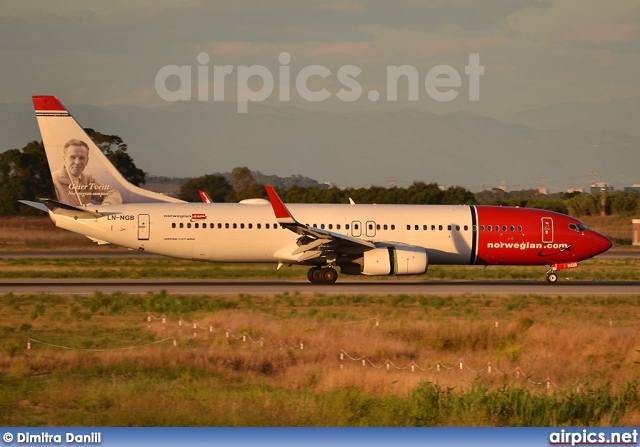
[
  {"xmin": 546, "ymin": 262, "xmax": 578, "ymax": 283},
  {"xmin": 307, "ymin": 267, "xmax": 338, "ymax": 284}
]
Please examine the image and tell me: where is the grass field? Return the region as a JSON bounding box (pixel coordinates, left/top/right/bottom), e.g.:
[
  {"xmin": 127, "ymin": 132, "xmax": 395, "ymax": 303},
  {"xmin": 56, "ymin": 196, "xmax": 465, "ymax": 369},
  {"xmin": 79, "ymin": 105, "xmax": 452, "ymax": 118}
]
[{"xmin": 2, "ymin": 291, "xmax": 640, "ymax": 426}]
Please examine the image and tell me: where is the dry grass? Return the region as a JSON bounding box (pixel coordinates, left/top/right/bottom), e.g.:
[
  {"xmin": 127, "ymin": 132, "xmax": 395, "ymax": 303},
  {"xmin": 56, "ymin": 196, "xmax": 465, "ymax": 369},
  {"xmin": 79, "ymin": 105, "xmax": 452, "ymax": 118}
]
[
  {"xmin": 2, "ymin": 292, "xmax": 640, "ymax": 425},
  {"xmin": 0, "ymin": 217, "xmax": 101, "ymax": 249}
]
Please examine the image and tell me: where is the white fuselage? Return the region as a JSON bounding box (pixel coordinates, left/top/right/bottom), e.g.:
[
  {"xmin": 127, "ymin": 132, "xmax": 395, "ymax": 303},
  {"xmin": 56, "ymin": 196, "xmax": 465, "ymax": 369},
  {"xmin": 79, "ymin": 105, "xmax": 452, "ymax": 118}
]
[{"xmin": 52, "ymin": 201, "xmax": 475, "ymax": 265}]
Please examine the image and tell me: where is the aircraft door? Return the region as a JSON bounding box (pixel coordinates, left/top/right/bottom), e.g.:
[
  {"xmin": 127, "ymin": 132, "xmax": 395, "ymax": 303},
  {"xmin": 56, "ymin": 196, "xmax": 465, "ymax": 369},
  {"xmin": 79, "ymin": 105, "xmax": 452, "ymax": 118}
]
[
  {"xmin": 365, "ymin": 221, "xmax": 376, "ymax": 238},
  {"xmin": 541, "ymin": 217, "xmax": 553, "ymax": 244},
  {"xmin": 351, "ymin": 220, "xmax": 362, "ymax": 237},
  {"xmin": 138, "ymin": 214, "xmax": 150, "ymax": 240}
]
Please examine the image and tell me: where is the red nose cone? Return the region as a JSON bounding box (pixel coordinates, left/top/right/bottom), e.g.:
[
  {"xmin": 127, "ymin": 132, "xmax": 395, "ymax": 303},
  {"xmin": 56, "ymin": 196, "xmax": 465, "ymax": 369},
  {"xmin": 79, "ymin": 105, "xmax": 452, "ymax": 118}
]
[{"xmin": 592, "ymin": 232, "xmax": 613, "ymax": 256}]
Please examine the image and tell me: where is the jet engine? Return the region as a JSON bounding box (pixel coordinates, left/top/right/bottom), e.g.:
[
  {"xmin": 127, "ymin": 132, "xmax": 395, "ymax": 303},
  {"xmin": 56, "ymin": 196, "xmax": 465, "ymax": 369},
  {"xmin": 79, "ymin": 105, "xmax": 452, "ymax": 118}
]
[{"xmin": 340, "ymin": 244, "xmax": 428, "ymax": 276}]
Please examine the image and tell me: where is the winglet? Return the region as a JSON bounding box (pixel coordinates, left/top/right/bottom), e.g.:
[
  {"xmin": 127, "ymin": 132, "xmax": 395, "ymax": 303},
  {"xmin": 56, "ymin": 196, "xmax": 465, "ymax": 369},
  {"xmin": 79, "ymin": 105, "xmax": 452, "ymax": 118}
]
[
  {"xmin": 199, "ymin": 190, "xmax": 213, "ymax": 203},
  {"xmin": 265, "ymin": 186, "xmax": 296, "ymax": 225}
]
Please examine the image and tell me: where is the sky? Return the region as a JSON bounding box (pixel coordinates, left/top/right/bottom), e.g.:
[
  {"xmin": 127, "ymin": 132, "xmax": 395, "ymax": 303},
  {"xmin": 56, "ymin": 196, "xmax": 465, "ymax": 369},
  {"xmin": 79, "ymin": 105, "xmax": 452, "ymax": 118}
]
[{"xmin": 2, "ymin": 0, "xmax": 640, "ymax": 117}]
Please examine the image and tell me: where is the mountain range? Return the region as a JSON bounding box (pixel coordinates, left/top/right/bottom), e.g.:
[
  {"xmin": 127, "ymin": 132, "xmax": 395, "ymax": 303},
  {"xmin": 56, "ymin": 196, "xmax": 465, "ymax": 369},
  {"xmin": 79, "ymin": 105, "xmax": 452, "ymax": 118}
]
[{"xmin": 1, "ymin": 98, "xmax": 639, "ymax": 192}]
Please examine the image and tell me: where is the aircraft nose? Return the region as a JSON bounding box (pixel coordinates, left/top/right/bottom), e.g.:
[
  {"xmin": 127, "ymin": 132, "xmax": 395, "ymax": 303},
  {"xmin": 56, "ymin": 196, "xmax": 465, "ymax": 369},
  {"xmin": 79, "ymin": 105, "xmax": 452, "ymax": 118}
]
[{"xmin": 591, "ymin": 231, "xmax": 612, "ymax": 256}]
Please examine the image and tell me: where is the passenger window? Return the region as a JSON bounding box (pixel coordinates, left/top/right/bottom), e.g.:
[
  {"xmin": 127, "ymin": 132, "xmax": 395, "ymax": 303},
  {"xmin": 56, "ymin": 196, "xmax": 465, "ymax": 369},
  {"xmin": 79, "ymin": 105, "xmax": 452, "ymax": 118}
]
[
  {"xmin": 423, "ymin": 225, "xmax": 427, "ymax": 230},
  {"xmin": 329, "ymin": 224, "xmax": 333, "ymax": 230},
  {"xmin": 249, "ymin": 223, "xmax": 252, "ymax": 229},
  {"xmin": 383, "ymin": 224, "xmax": 388, "ymax": 230},
  {"xmin": 464, "ymin": 225, "xmax": 468, "ymax": 231},
  {"xmin": 487, "ymin": 226, "xmax": 491, "ymax": 231},
  {"xmin": 456, "ymin": 225, "xmax": 460, "ymax": 231},
  {"xmin": 225, "ymin": 223, "xmax": 229, "ymax": 229},
  {"xmin": 195, "ymin": 223, "xmax": 199, "ymax": 229},
  {"xmin": 439, "ymin": 225, "xmax": 443, "ymax": 231},
  {"xmin": 518, "ymin": 225, "xmax": 522, "ymax": 232},
  {"xmin": 431, "ymin": 225, "xmax": 436, "ymax": 231},
  {"xmin": 337, "ymin": 224, "xmax": 341, "ymax": 230},
  {"xmin": 187, "ymin": 223, "xmax": 191, "ymax": 229},
  {"xmin": 407, "ymin": 225, "xmax": 411, "ymax": 230},
  {"xmin": 510, "ymin": 225, "xmax": 514, "ymax": 232},
  {"xmin": 321, "ymin": 224, "xmax": 325, "ymax": 229},
  {"xmin": 266, "ymin": 224, "xmax": 270, "ymax": 229},
  {"xmin": 391, "ymin": 225, "xmax": 395, "ymax": 230},
  {"xmin": 415, "ymin": 225, "xmax": 419, "ymax": 231},
  {"xmin": 172, "ymin": 223, "xmax": 176, "ymax": 229},
  {"xmin": 502, "ymin": 225, "xmax": 507, "ymax": 232},
  {"xmin": 179, "ymin": 223, "xmax": 184, "ymax": 228},
  {"xmin": 346, "ymin": 224, "xmax": 350, "ymax": 230},
  {"xmin": 274, "ymin": 224, "xmax": 278, "ymax": 229},
  {"xmin": 257, "ymin": 223, "xmax": 261, "ymax": 229},
  {"xmin": 447, "ymin": 225, "xmax": 452, "ymax": 231},
  {"xmin": 376, "ymin": 224, "xmax": 381, "ymax": 230}
]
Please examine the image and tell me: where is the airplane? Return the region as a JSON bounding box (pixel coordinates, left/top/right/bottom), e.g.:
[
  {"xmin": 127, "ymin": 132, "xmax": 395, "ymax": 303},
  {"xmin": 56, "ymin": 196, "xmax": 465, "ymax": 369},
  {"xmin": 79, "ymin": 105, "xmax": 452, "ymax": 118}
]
[{"xmin": 20, "ymin": 95, "xmax": 612, "ymax": 284}]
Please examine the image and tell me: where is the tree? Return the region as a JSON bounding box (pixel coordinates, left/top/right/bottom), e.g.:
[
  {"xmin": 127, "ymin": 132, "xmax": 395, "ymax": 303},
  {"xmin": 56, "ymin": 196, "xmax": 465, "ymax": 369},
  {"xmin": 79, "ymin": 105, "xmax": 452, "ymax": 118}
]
[
  {"xmin": 178, "ymin": 174, "xmax": 233, "ymax": 202},
  {"xmin": 229, "ymin": 166, "xmax": 259, "ymax": 201},
  {"xmin": 442, "ymin": 186, "xmax": 477, "ymax": 205},
  {"xmin": 0, "ymin": 141, "xmax": 54, "ymax": 215},
  {"xmin": 84, "ymin": 128, "xmax": 146, "ymax": 186}
]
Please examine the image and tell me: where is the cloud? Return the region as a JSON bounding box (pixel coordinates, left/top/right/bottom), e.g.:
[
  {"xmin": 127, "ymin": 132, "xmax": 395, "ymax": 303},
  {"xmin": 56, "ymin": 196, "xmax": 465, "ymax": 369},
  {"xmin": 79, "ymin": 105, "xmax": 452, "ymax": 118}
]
[
  {"xmin": 1, "ymin": 0, "xmax": 638, "ymax": 114},
  {"xmin": 505, "ymin": 0, "xmax": 640, "ymax": 49}
]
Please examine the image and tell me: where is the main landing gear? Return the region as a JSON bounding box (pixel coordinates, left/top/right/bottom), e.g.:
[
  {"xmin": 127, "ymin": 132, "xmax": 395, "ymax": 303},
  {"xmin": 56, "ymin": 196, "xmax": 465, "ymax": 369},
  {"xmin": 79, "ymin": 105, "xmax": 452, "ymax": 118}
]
[{"xmin": 307, "ymin": 267, "xmax": 338, "ymax": 284}]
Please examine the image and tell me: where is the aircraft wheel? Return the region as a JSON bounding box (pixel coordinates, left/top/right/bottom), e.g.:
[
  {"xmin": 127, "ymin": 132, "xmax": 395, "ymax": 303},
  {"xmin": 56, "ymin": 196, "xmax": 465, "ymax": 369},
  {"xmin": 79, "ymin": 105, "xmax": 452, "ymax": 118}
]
[
  {"xmin": 546, "ymin": 272, "xmax": 558, "ymax": 284},
  {"xmin": 321, "ymin": 267, "xmax": 338, "ymax": 284},
  {"xmin": 307, "ymin": 267, "xmax": 323, "ymax": 284}
]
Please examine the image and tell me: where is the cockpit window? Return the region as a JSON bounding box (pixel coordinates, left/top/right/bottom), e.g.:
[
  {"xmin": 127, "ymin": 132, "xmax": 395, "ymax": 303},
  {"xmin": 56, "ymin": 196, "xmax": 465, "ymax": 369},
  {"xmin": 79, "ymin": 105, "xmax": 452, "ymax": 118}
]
[{"xmin": 569, "ymin": 222, "xmax": 590, "ymax": 232}]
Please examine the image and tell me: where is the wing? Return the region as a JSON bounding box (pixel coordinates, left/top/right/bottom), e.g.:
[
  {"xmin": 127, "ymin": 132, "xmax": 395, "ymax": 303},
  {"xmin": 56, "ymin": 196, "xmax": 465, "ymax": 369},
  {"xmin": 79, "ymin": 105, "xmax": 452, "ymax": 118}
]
[{"xmin": 265, "ymin": 186, "xmax": 374, "ymax": 262}]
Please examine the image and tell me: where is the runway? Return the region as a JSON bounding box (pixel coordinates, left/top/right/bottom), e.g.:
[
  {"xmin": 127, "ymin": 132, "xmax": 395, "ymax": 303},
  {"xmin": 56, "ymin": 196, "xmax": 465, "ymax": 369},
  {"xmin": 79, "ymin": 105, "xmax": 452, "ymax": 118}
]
[{"xmin": 1, "ymin": 278, "xmax": 639, "ymax": 295}]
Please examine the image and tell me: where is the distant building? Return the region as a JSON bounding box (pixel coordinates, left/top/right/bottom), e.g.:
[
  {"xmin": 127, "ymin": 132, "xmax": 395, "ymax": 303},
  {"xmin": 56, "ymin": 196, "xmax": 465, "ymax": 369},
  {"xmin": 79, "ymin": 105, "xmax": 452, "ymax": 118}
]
[
  {"xmin": 634, "ymin": 219, "xmax": 640, "ymax": 246},
  {"xmin": 624, "ymin": 185, "xmax": 640, "ymax": 194},
  {"xmin": 590, "ymin": 183, "xmax": 614, "ymax": 194}
]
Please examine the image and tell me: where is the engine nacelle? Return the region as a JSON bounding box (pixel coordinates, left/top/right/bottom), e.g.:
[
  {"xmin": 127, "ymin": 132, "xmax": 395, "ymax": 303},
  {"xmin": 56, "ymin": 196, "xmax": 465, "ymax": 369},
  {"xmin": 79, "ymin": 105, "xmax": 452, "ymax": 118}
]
[{"xmin": 341, "ymin": 245, "xmax": 428, "ymax": 276}]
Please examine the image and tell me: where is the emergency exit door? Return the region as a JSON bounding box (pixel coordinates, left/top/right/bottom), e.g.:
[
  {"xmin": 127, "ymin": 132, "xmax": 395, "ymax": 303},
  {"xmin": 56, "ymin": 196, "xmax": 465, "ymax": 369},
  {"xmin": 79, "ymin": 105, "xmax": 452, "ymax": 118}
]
[
  {"xmin": 138, "ymin": 214, "xmax": 150, "ymax": 240},
  {"xmin": 541, "ymin": 217, "xmax": 553, "ymax": 244}
]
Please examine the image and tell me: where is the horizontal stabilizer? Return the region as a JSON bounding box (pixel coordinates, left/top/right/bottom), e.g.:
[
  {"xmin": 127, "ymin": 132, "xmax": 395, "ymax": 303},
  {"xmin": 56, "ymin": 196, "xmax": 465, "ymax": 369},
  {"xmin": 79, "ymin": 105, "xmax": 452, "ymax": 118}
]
[
  {"xmin": 38, "ymin": 198, "xmax": 104, "ymax": 219},
  {"xmin": 18, "ymin": 200, "xmax": 49, "ymax": 213},
  {"xmin": 86, "ymin": 236, "xmax": 111, "ymax": 245}
]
